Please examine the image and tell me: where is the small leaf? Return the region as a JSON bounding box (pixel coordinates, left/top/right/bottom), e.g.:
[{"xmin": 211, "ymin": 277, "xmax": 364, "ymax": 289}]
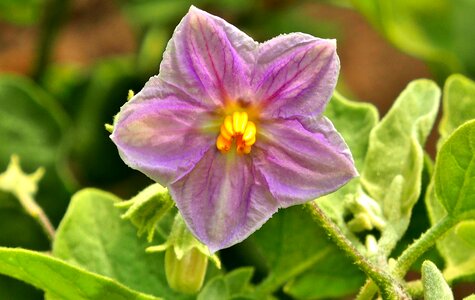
[
  {"xmin": 434, "ymin": 120, "xmax": 475, "ymax": 214},
  {"xmin": 463, "ymin": 295, "xmax": 475, "ymax": 300},
  {"xmin": 422, "ymin": 260, "xmax": 454, "ymax": 300},
  {"xmin": 0, "ymin": 247, "xmax": 159, "ymax": 300},
  {"xmin": 197, "ymin": 277, "xmax": 228, "ymax": 300},
  {"xmin": 360, "ymin": 79, "xmax": 440, "ymax": 250},
  {"xmin": 362, "ymin": 79, "xmax": 440, "ymax": 214},
  {"xmin": 224, "ymin": 267, "xmax": 254, "ymax": 295},
  {"xmin": 52, "ymin": 188, "xmax": 194, "ymax": 299}
]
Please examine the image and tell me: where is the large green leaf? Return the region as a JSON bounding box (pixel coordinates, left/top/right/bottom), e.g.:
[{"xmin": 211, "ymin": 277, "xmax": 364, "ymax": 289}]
[
  {"xmin": 0, "ymin": 247, "xmax": 159, "ymax": 300},
  {"xmin": 352, "ymin": 0, "xmax": 475, "ymax": 78},
  {"xmin": 52, "ymin": 188, "xmax": 194, "ymax": 299},
  {"xmin": 251, "ymin": 206, "xmax": 364, "ymax": 299},
  {"xmin": 434, "ymin": 120, "xmax": 475, "ymax": 214}
]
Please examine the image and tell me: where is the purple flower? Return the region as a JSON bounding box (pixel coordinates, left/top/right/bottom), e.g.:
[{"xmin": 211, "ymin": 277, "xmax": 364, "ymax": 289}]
[{"xmin": 111, "ymin": 6, "xmax": 357, "ymax": 252}]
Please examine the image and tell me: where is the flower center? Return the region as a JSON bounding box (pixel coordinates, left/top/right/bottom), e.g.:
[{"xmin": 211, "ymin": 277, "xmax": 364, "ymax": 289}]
[{"xmin": 216, "ymin": 111, "xmax": 256, "ymax": 155}]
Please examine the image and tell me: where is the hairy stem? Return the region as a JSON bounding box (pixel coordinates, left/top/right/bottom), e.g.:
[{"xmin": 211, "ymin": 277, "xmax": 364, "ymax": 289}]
[
  {"xmin": 309, "ymin": 202, "xmax": 409, "ymax": 300},
  {"xmin": 17, "ymin": 191, "xmax": 55, "ymax": 241},
  {"xmin": 394, "ymin": 215, "xmax": 456, "ymax": 277},
  {"xmin": 357, "ymin": 215, "xmax": 457, "ymax": 300}
]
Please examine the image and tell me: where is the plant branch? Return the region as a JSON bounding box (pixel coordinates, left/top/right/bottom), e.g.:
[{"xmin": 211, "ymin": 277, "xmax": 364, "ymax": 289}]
[
  {"xmin": 357, "ymin": 214, "xmax": 458, "ymax": 300},
  {"xmin": 309, "ymin": 202, "xmax": 409, "ymax": 300}
]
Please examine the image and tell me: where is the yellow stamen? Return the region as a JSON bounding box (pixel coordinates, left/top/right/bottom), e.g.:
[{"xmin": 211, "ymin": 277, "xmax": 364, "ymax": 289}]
[
  {"xmin": 220, "ymin": 124, "xmax": 233, "ymax": 141},
  {"xmin": 242, "ymin": 122, "xmax": 256, "ymax": 142},
  {"xmin": 216, "ymin": 135, "xmax": 232, "ymax": 153},
  {"xmin": 224, "ymin": 116, "xmax": 234, "ymax": 136},
  {"xmin": 216, "ymin": 112, "xmax": 257, "ymax": 155}
]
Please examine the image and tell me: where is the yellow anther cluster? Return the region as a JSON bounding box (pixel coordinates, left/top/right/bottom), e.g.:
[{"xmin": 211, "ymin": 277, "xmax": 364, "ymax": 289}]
[{"xmin": 216, "ymin": 111, "xmax": 256, "ymax": 154}]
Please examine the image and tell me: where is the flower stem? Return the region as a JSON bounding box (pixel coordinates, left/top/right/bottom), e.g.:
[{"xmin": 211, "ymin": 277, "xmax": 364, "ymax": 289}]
[
  {"xmin": 17, "ymin": 191, "xmax": 55, "ymax": 241},
  {"xmin": 356, "ymin": 215, "xmax": 457, "ymax": 300},
  {"xmin": 394, "ymin": 215, "xmax": 456, "ymax": 277},
  {"xmin": 309, "ymin": 202, "xmax": 409, "ymax": 300}
]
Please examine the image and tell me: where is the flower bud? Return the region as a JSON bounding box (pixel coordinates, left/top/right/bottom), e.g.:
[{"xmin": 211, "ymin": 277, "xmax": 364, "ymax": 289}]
[
  {"xmin": 165, "ymin": 246, "xmax": 208, "ymax": 294},
  {"xmin": 147, "ymin": 213, "xmax": 221, "ymax": 294}
]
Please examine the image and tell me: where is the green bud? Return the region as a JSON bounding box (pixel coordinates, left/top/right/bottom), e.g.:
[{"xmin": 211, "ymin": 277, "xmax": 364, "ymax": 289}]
[
  {"xmin": 345, "ymin": 191, "xmax": 386, "ymax": 232},
  {"xmin": 147, "ymin": 213, "xmax": 221, "ymax": 294},
  {"xmin": 165, "ymin": 246, "xmax": 208, "ymax": 294},
  {"xmin": 347, "ymin": 213, "xmax": 373, "ymax": 232}
]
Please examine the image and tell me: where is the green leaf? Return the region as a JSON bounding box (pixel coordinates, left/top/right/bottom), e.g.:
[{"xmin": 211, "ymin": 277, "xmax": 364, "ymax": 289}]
[
  {"xmin": 439, "ymin": 74, "xmax": 475, "ymax": 145},
  {"xmin": 455, "ymin": 221, "xmax": 475, "ymax": 248},
  {"xmin": 434, "ymin": 120, "xmax": 475, "ymax": 214},
  {"xmin": 360, "ymin": 80, "xmax": 439, "ymax": 251},
  {"xmin": 0, "ymin": 247, "xmax": 159, "ymax": 300},
  {"xmin": 325, "ymin": 91, "xmax": 379, "ymax": 170},
  {"xmin": 362, "ymin": 79, "xmax": 440, "ymax": 214},
  {"xmin": 224, "ymin": 267, "xmax": 254, "ymax": 296},
  {"xmin": 198, "ymin": 277, "xmax": 228, "ymax": 300},
  {"xmin": 421, "ymin": 260, "xmax": 454, "ymax": 300},
  {"xmin": 463, "ymin": 295, "xmax": 475, "ymax": 300},
  {"xmin": 251, "ymin": 206, "xmax": 364, "ymax": 299},
  {"xmin": 52, "ymin": 188, "xmax": 193, "ymax": 299}
]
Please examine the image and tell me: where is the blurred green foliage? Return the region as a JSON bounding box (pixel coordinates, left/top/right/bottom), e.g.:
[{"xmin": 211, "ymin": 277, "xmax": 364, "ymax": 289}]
[
  {"xmin": 1, "ymin": 0, "xmax": 475, "ymax": 299},
  {"xmin": 352, "ymin": 0, "xmax": 475, "ymax": 80}
]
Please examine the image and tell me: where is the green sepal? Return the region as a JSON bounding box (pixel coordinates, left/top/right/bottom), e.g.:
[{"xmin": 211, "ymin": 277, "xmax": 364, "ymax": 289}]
[
  {"xmin": 421, "ymin": 260, "xmax": 454, "ymax": 300},
  {"xmin": 115, "ymin": 183, "xmax": 174, "ymax": 242}
]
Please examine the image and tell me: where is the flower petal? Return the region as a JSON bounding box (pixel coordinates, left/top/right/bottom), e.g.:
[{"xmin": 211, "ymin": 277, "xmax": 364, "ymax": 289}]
[
  {"xmin": 252, "ymin": 33, "xmax": 339, "ymax": 118},
  {"xmin": 170, "ymin": 149, "xmax": 278, "ymax": 252},
  {"xmin": 110, "ymin": 84, "xmax": 214, "ymax": 185},
  {"xmin": 159, "ymin": 6, "xmax": 257, "ymax": 108},
  {"xmin": 253, "ymin": 117, "xmax": 357, "ymax": 206}
]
